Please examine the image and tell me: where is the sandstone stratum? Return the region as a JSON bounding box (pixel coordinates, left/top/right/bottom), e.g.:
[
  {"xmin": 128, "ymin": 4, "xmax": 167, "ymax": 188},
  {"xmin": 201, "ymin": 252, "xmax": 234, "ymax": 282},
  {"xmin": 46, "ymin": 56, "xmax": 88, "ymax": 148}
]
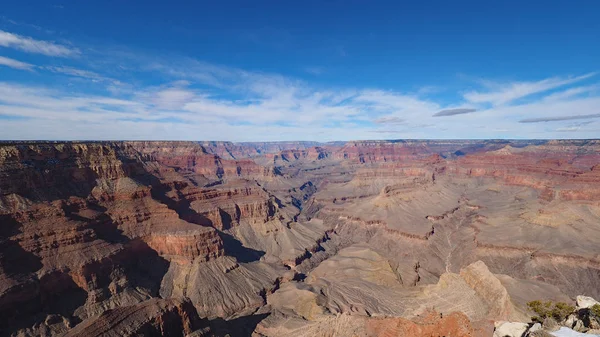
[{"xmin": 1, "ymin": 140, "xmax": 599, "ymax": 337}]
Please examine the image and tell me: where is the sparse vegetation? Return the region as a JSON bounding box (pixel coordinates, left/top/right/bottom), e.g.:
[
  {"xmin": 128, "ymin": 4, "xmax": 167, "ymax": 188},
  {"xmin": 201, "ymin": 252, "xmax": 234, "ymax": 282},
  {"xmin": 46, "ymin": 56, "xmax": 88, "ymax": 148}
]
[
  {"xmin": 591, "ymin": 304, "xmax": 600, "ymax": 318},
  {"xmin": 527, "ymin": 300, "xmax": 575, "ymax": 323}
]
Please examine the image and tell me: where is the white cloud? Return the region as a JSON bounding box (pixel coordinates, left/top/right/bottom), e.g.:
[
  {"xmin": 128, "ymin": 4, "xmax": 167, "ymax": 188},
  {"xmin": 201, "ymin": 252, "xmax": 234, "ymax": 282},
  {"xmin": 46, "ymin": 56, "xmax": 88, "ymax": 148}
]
[
  {"xmin": 3, "ymin": 71, "xmax": 600, "ymax": 141},
  {"xmin": 354, "ymin": 90, "xmax": 440, "ymax": 116},
  {"xmin": 543, "ymin": 85, "xmax": 598, "ymax": 101},
  {"xmin": 0, "ymin": 55, "xmax": 34, "ymax": 71},
  {"xmin": 153, "ymin": 88, "xmax": 196, "ymax": 109},
  {"xmin": 0, "ymin": 83, "xmax": 142, "ymax": 116},
  {"xmin": 464, "ymin": 73, "xmax": 596, "ymax": 106},
  {"xmin": 145, "ymin": 57, "xmax": 243, "ymax": 89},
  {"xmin": 0, "ymin": 30, "xmax": 79, "ymax": 57},
  {"xmin": 46, "ymin": 66, "xmax": 105, "ymax": 81},
  {"xmin": 1, "ymin": 35, "xmax": 600, "ymax": 141}
]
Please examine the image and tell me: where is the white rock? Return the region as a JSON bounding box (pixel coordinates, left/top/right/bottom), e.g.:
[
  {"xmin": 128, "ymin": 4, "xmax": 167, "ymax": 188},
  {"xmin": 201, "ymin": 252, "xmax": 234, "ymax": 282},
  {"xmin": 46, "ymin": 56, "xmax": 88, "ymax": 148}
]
[
  {"xmin": 565, "ymin": 314, "xmax": 577, "ymax": 328},
  {"xmin": 493, "ymin": 321, "xmax": 529, "ymax": 337},
  {"xmin": 495, "ymin": 321, "xmax": 508, "ymax": 328},
  {"xmin": 550, "ymin": 326, "xmax": 600, "ymax": 336},
  {"xmin": 529, "ymin": 322, "xmax": 542, "ymax": 334},
  {"xmin": 576, "ymin": 295, "xmax": 599, "ymax": 309},
  {"xmin": 572, "ymin": 319, "xmax": 585, "ymax": 332}
]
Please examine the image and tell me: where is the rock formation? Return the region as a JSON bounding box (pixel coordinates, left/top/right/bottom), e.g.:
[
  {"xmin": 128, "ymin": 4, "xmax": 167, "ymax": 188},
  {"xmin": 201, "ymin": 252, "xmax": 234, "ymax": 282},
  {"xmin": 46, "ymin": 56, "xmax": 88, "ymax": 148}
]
[
  {"xmin": 0, "ymin": 140, "xmax": 599, "ymax": 336},
  {"xmin": 490, "ymin": 294, "xmax": 600, "ymax": 336}
]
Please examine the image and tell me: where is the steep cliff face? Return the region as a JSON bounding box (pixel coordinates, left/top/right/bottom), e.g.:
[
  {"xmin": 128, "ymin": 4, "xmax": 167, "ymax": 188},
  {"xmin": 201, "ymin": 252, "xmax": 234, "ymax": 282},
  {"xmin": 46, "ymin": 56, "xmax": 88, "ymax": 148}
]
[
  {"xmin": 447, "ymin": 143, "xmax": 600, "ymax": 201},
  {"xmin": 127, "ymin": 141, "xmax": 274, "ymax": 180},
  {"xmin": 267, "ymin": 147, "xmax": 331, "ymax": 164},
  {"xmin": 332, "ymin": 140, "xmax": 434, "ymax": 163},
  {"xmin": 329, "ymin": 139, "xmax": 510, "ymax": 163},
  {"xmin": 0, "ymin": 143, "xmax": 141, "ymax": 208},
  {"xmin": 62, "ymin": 298, "xmax": 202, "ymax": 337},
  {"xmin": 199, "ymin": 141, "xmax": 321, "ymax": 159},
  {"xmin": 0, "ymin": 141, "xmax": 292, "ymax": 336}
]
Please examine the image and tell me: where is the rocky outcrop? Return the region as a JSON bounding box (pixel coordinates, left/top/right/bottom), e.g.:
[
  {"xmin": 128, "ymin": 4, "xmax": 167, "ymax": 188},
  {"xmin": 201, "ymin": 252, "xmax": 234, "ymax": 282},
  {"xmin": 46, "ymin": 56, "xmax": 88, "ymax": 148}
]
[
  {"xmin": 460, "ymin": 260, "xmax": 523, "ymax": 321},
  {"xmin": 63, "ymin": 298, "xmax": 201, "ymax": 337},
  {"xmin": 493, "ymin": 321, "xmax": 529, "ymax": 337},
  {"xmin": 143, "ymin": 229, "xmax": 223, "ymax": 262},
  {"xmin": 492, "ymin": 295, "xmax": 600, "ymax": 336},
  {"xmin": 576, "ymin": 296, "xmax": 600, "ymax": 310}
]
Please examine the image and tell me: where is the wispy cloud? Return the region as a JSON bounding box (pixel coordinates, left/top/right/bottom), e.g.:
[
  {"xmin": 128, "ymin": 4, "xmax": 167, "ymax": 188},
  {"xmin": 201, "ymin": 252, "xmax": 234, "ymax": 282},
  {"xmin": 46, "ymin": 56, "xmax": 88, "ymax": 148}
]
[
  {"xmin": 519, "ymin": 113, "xmax": 600, "ymax": 123},
  {"xmin": 1, "ymin": 25, "xmax": 600, "ymax": 141},
  {"xmin": 464, "ymin": 73, "xmax": 596, "ymax": 106},
  {"xmin": 555, "ymin": 122, "xmax": 594, "ymax": 132},
  {"xmin": 140, "ymin": 84, "xmax": 196, "ymax": 110},
  {"xmin": 0, "ymin": 30, "xmax": 79, "ymax": 57},
  {"xmin": 0, "ymin": 82, "xmax": 140, "ymax": 115},
  {"xmin": 354, "ymin": 90, "xmax": 440, "ymax": 117},
  {"xmin": 0, "ymin": 55, "xmax": 34, "ymax": 71},
  {"xmin": 432, "ymin": 108, "xmax": 476, "ymax": 117},
  {"xmin": 1, "ymin": 16, "xmax": 55, "ymax": 34},
  {"xmin": 543, "ymin": 85, "xmax": 598, "ymax": 101},
  {"xmin": 46, "ymin": 66, "xmax": 117, "ymax": 83},
  {"xmin": 373, "ymin": 116, "xmax": 406, "ymax": 124}
]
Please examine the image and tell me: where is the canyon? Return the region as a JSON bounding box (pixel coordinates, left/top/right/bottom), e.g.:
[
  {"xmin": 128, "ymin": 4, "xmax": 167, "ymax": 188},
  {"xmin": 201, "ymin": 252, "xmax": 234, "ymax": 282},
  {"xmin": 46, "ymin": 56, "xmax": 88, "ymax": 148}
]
[{"xmin": 0, "ymin": 139, "xmax": 599, "ymax": 337}]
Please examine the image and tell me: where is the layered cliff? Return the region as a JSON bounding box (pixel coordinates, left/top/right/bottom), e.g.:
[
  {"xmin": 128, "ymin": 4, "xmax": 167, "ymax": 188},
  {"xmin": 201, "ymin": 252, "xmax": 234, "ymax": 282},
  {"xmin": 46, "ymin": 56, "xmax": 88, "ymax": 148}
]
[{"xmin": 0, "ymin": 141, "xmax": 294, "ymax": 335}]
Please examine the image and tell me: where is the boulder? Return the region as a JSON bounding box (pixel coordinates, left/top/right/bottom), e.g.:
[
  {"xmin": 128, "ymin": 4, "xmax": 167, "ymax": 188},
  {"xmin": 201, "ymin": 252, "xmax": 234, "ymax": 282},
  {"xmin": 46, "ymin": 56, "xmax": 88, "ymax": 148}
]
[
  {"xmin": 530, "ymin": 331, "xmax": 555, "ymax": 337},
  {"xmin": 572, "ymin": 319, "xmax": 586, "ymax": 333},
  {"xmin": 564, "ymin": 314, "xmax": 577, "ymax": 329},
  {"xmin": 529, "ymin": 331, "xmax": 554, "ymax": 337},
  {"xmin": 528, "ymin": 322, "xmax": 542, "ymax": 334},
  {"xmin": 576, "ymin": 296, "xmax": 600, "ymax": 310},
  {"xmin": 543, "ymin": 317, "xmax": 560, "ymax": 332},
  {"xmin": 590, "ymin": 318, "xmax": 600, "ymax": 330},
  {"xmin": 493, "ymin": 321, "xmax": 529, "ymax": 337}
]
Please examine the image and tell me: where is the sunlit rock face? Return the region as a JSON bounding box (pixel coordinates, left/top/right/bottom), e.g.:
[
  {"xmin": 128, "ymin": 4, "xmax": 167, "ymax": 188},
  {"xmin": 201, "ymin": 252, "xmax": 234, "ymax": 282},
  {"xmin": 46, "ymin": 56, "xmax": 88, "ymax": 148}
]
[{"xmin": 1, "ymin": 139, "xmax": 599, "ymax": 336}]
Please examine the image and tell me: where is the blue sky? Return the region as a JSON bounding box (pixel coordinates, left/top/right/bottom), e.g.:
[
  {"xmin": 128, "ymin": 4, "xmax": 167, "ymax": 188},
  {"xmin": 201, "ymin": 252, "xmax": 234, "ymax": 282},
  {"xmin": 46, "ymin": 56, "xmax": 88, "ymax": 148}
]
[{"xmin": 1, "ymin": 1, "xmax": 599, "ymax": 141}]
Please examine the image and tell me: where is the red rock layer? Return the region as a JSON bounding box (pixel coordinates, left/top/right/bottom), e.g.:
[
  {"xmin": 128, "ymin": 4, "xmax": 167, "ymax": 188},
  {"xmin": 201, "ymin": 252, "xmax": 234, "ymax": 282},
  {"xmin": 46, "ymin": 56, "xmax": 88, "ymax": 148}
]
[
  {"xmin": 365, "ymin": 310, "xmax": 477, "ymax": 337},
  {"xmin": 127, "ymin": 141, "xmax": 273, "ymax": 179},
  {"xmin": 199, "ymin": 141, "xmax": 321, "ymax": 159},
  {"xmin": 447, "ymin": 144, "xmax": 600, "ymax": 201}
]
